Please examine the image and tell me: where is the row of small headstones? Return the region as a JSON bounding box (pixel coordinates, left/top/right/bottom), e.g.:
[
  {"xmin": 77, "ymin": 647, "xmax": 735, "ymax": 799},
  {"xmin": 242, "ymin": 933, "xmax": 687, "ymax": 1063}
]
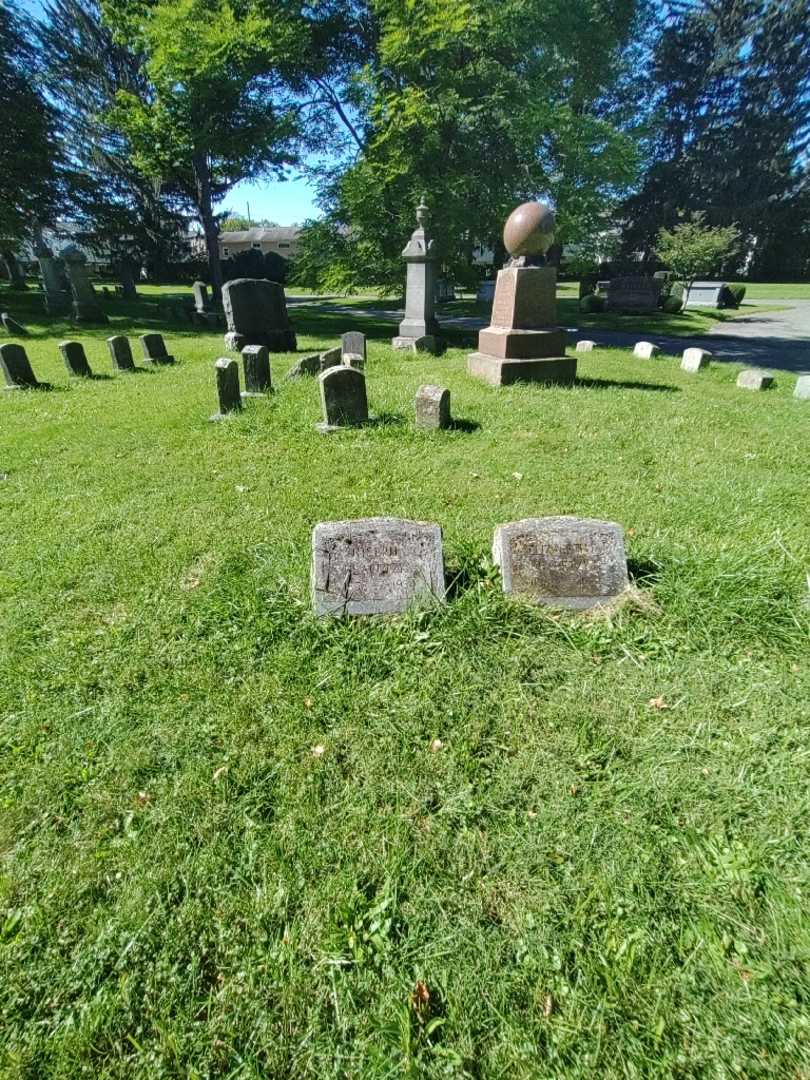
[
  {"xmin": 577, "ymin": 339, "xmax": 809, "ymax": 396},
  {"xmin": 212, "ymin": 336, "xmax": 451, "ymax": 431},
  {"xmin": 0, "ymin": 334, "xmax": 174, "ymax": 389},
  {"xmin": 311, "ymin": 516, "xmax": 627, "ymax": 617}
]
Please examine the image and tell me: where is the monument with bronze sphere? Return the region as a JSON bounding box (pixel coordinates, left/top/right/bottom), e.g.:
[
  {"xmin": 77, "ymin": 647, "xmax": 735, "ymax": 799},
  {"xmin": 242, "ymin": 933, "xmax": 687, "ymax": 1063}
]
[{"xmin": 467, "ymin": 202, "xmax": 575, "ymax": 386}]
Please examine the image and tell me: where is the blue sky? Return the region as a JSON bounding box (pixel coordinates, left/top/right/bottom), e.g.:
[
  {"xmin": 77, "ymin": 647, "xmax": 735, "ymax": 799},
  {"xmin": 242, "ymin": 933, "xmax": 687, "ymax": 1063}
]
[{"xmin": 219, "ymin": 174, "xmax": 322, "ymax": 226}]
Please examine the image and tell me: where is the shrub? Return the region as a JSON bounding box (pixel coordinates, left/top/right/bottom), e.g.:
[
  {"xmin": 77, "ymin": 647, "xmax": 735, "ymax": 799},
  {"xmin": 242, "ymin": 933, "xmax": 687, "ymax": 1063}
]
[
  {"xmin": 579, "ymin": 293, "xmax": 605, "ymax": 313},
  {"xmin": 579, "ymin": 273, "xmax": 599, "ymax": 299},
  {"xmin": 722, "ymin": 283, "xmax": 746, "ymax": 307},
  {"xmin": 663, "ymin": 292, "xmax": 684, "ymax": 314}
]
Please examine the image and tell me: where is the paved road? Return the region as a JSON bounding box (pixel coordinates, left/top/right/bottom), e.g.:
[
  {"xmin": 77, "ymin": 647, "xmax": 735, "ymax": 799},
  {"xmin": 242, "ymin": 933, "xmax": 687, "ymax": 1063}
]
[{"xmin": 314, "ymin": 298, "xmax": 810, "ymax": 375}]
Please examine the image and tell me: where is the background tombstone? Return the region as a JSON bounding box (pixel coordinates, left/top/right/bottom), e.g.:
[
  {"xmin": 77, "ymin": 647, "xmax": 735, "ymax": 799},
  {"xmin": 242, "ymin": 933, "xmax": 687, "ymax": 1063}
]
[
  {"xmin": 222, "ymin": 278, "xmax": 297, "ymax": 352},
  {"xmin": 59, "ymin": 340, "xmax": 92, "ymax": 378},
  {"xmin": 59, "ymin": 244, "xmax": 108, "ymax": 324},
  {"xmin": 1, "ymin": 313, "xmax": 28, "ymax": 336},
  {"xmin": 107, "ymin": 335, "xmax": 134, "ymax": 372},
  {"xmin": 391, "ymin": 200, "xmax": 441, "ymax": 353},
  {"xmin": 415, "ymin": 384, "xmax": 451, "ymax": 430},
  {"xmin": 492, "ymin": 516, "xmax": 629, "ymax": 609},
  {"xmin": 317, "ymin": 365, "xmax": 369, "ymax": 432},
  {"xmin": 794, "ymin": 375, "xmax": 810, "ymax": 400},
  {"xmin": 681, "ymin": 347, "xmax": 711, "ymax": 372},
  {"xmin": 193, "ymin": 281, "xmax": 210, "ymax": 316},
  {"xmin": 633, "ymin": 341, "xmax": 659, "ymax": 359},
  {"xmin": 685, "ymin": 281, "xmax": 727, "ymax": 308},
  {"xmin": 241, "ymin": 344, "xmax": 271, "ymax": 396},
  {"xmin": 737, "ymin": 368, "xmax": 774, "ymax": 390},
  {"xmin": 1, "ymin": 251, "xmax": 28, "ymax": 290},
  {"xmin": 341, "ymin": 331, "xmax": 366, "ymax": 363},
  {"xmin": 319, "ymin": 345, "xmax": 341, "ymax": 370},
  {"xmin": 210, "ymin": 358, "xmax": 242, "ymax": 420},
  {"xmin": 311, "ymin": 517, "xmax": 445, "ymax": 616},
  {"xmin": 606, "ymin": 276, "xmax": 660, "ymax": 314},
  {"xmin": 0, "ymin": 343, "xmax": 40, "ymax": 389},
  {"xmin": 139, "ymin": 333, "xmax": 175, "ymax": 365},
  {"xmin": 575, "ymin": 340, "xmax": 596, "ymax": 352},
  {"xmin": 37, "ymin": 255, "xmax": 72, "ymax": 315},
  {"xmin": 284, "ymin": 353, "xmax": 321, "ymax": 380}
]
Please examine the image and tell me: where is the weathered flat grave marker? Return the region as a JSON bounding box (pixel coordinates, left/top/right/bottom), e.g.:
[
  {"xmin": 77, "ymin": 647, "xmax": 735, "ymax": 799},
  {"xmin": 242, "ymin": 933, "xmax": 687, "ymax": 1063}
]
[
  {"xmin": 0, "ymin": 343, "xmax": 40, "ymax": 389},
  {"xmin": 681, "ymin": 347, "xmax": 712, "ymax": 373},
  {"xmin": 319, "ymin": 346, "xmax": 342, "ymax": 371},
  {"xmin": 575, "ymin": 340, "xmax": 596, "ymax": 352},
  {"xmin": 606, "ymin": 276, "xmax": 660, "ymax": 314},
  {"xmin": 311, "ymin": 517, "xmax": 445, "ymax": 616},
  {"xmin": 737, "ymin": 368, "xmax": 774, "ymax": 391},
  {"xmin": 59, "ymin": 340, "xmax": 92, "ymax": 378},
  {"xmin": 139, "ymin": 333, "xmax": 175, "ymax": 365},
  {"xmin": 794, "ymin": 374, "xmax": 810, "ymax": 400},
  {"xmin": 284, "ymin": 353, "xmax": 321, "ymax": 380},
  {"xmin": 210, "ymin": 358, "xmax": 242, "ymax": 421},
  {"xmin": 317, "ymin": 365, "xmax": 369, "ymax": 432},
  {"xmin": 107, "ymin": 335, "xmax": 134, "ymax": 372},
  {"xmin": 241, "ymin": 345, "xmax": 271, "ymax": 396},
  {"xmin": 492, "ymin": 516, "xmax": 629, "ymax": 609},
  {"xmin": 633, "ymin": 341, "xmax": 659, "ymax": 359},
  {"xmin": 685, "ymin": 281, "xmax": 726, "ymax": 308},
  {"xmin": 415, "ymin": 384, "xmax": 450, "ymax": 430}
]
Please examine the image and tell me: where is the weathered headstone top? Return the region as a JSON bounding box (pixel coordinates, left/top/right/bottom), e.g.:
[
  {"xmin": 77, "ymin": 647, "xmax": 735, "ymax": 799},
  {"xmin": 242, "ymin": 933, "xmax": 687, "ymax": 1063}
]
[
  {"xmin": 311, "ymin": 517, "xmax": 445, "ymax": 616},
  {"xmin": 222, "ymin": 278, "xmax": 297, "ymax": 352},
  {"xmin": 193, "ymin": 280, "xmax": 210, "ymax": 313},
  {"xmin": 415, "ymin": 384, "xmax": 451, "ymax": 430},
  {"xmin": 210, "ymin": 357, "xmax": 242, "ymax": 421},
  {"xmin": 59, "ymin": 340, "xmax": 92, "ymax": 378},
  {"xmin": 606, "ymin": 277, "xmax": 660, "ymax": 314},
  {"xmin": 681, "ymin": 347, "xmax": 711, "ymax": 373},
  {"xmin": 0, "ymin": 343, "xmax": 39, "ymax": 389},
  {"xmin": 341, "ymin": 331, "xmax": 366, "ymax": 361},
  {"xmin": 241, "ymin": 344, "xmax": 271, "ymax": 396},
  {"xmin": 139, "ymin": 333, "xmax": 174, "ymax": 364},
  {"xmin": 794, "ymin": 374, "xmax": 810, "ymax": 400},
  {"xmin": 107, "ymin": 335, "xmax": 134, "ymax": 371},
  {"xmin": 493, "ymin": 516, "xmax": 629, "ymax": 609},
  {"xmin": 633, "ymin": 341, "xmax": 659, "ymax": 359},
  {"xmin": 737, "ymin": 368, "xmax": 774, "ymax": 391},
  {"xmin": 575, "ymin": 340, "xmax": 596, "ymax": 352},
  {"xmin": 317, "ymin": 365, "xmax": 369, "ymax": 432},
  {"xmin": 319, "ymin": 346, "xmax": 342, "ymax": 371}
]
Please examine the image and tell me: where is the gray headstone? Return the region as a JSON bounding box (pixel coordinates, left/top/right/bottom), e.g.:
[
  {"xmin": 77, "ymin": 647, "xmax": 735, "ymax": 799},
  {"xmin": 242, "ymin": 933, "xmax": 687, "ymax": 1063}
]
[
  {"xmin": 38, "ymin": 255, "xmax": 71, "ymax": 315},
  {"xmin": 633, "ymin": 341, "xmax": 659, "ymax": 359},
  {"xmin": 492, "ymin": 516, "xmax": 629, "ymax": 609},
  {"xmin": 681, "ymin": 347, "xmax": 711, "ymax": 373},
  {"xmin": 210, "ymin": 358, "xmax": 242, "ymax": 420},
  {"xmin": 107, "ymin": 335, "xmax": 134, "ymax": 371},
  {"xmin": 319, "ymin": 346, "xmax": 342, "ymax": 371},
  {"xmin": 59, "ymin": 340, "xmax": 92, "ymax": 378},
  {"xmin": 685, "ymin": 281, "xmax": 725, "ymax": 308},
  {"xmin": 241, "ymin": 344, "xmax": 271, "ymax": 396},
  {"xmin": 341, "ymin": 331, "xmax": 366, "ymax": 361},
  {"xmin": 2, "ymin": 312, "xmax": 28, "ymax": 336},
  {"xmin": 409, "ymin": 335, "xmax": 439, "ymax": 354},
  {"xmin": 192, "ymin": 280, "xmax": 209, "ymax": 313},
  {"xmin": 284, "ymin": 353, "xmax": 321, "ymax": 380},
  {"xmin": 575, "ymin": 340, "xmax": 596, "ymax": 352},
  {"xmin": 317, "ymin": 365, "xmax": 369, "ymax": 432},
  {"xmin": 606, "ymin": 277, "xmax": 660, "ymax": 314},
  {"xmin": 222, "ymin": 278, "xmax": 296, "ymax": 352},
  {"xmin": 139, "ymin": 333, "xmax": 174, "ymax": 365},
  {"xmin": 415, "ymin": 384, "xmax": 450, "ymax": 430},
  {"xmin": 0, "ymin": 343, "xmax": 39, "ymax": 389},
  {"xmin": 59, "ymin": 244, "xmax": 108, "ymax": 324},
  {"xmin": 311, "ymin": 517, "xmax": 445, "ymax": 616},
  {"xmin": 794, "ymin": 374, "xmax": 810, "ymax": 400},
  {"xmin": 737, "ymin": 368, "xmax": 774, "ymax": 391},
  {"xmin": 392, "ymin": 201, "xmax": 441, "ymax": 351}
]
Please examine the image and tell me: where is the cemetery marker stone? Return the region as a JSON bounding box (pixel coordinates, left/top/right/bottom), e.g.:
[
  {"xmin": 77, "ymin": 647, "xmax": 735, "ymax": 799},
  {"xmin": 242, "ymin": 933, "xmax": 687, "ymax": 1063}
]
[
  {"xmin": 606, "ymin": 276, "xmax": 660, "ymax": 314},
  {"xmin": 319, "ymin": 346, "xmax": 342, "ymax": 370},
  {"xmin": 210, "ymin": 358, "xmax": 242, "ymax": 421},
  {"xmin": 633, "ymin": 341, "xmax": 659, "ymax": 359},
  {"xmin": 415, "ymin": 384, "xmax": 451, "ymax": 430},
  {"xmin": 317, "ymin": 365, "xmax": 369, "ymax": 432},
  {"xmin": 681, "ymin": 347, "xmax": 712, "ymax": 373},
  {"xmin": 59, "ymin": 244, "xmax": 108, "ymax": 324},
  {"xmin": 685, "ymin": 281, "xmax": 726, "ymax": 308},
  {"xmin": 222, "ymin": 278, "xmax": 296, "ymax": 352},
  {"xmin": 392, "ymin": 200, "xmax": 441, "ymax": 354},
  {"xmin": 311, "ymin": 517, "xmax": 445, "ymax": 616},
  {"xmin": 492, "ymin": 516, "xmax": 629, "ymax": 609},
  {"xmin": 575, "ymin": 340, "xmax": 596, "ymax": 352},
  {"xmin": 0, "ymin": 343, "xmax": 40, "ymax": 389},
  {"xmin": 59, "ymin": 340, "xmax": 92, "ymax": 378},
  {"xmin": 107, "ymin": 335, "xmax": 135, "ymax": 372},
  {"xmin": 341, "ymin": 331, "xmax": 366, "ymax": 362},
  {"xmin": 2, "ymin": 312, "xmax": 28, "ymax": 336},
  {"xmin": 139, "ymin": 333, "xmax": 175, "ymax": 365},
  {"xmin": 737, "ymin": 368, "xmax": 774, "ymax": 391},
  {"xmin": 241, "ymin": 345, "xmax": 271, "ymax": 396},
  {"xmin": 794, "ymin": 375, "xmax": 810, "ymax": 400},
  {"xmin": 284, "ymin": 353, "xmax": 321, "ymax": 380}
]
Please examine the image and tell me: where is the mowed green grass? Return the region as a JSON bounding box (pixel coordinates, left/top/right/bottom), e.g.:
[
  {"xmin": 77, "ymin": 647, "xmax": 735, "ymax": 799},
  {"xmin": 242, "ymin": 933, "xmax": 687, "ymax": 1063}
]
[{"xmin": 1, "ymin": 286, "xmax": 809, "ymax": 1078}]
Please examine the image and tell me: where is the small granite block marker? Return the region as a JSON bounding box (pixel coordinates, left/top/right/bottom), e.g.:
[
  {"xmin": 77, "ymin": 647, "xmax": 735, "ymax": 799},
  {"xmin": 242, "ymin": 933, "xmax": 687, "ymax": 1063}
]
[
  {"xmin": 575, "ymin": 340, "xmax": 596, "ymax": 352},
  {"xmin": 737, "ymin": 368, "xmax": 774, "ymax": 391},
  {"xmin": 341, "ymin": 331, "xmax": 366, "ymax": 362},
  {"xmin": 139, "ymin": 333, "xmax": 175, "ymax": 365},
  {"xmin": 1, "ymin": 312, "xmax": 28, "ymax": 336},
  {"xmin": 633, "ymin": 341, "xmax": 659, "ymax": 359},
  {"xmin": 284, "ymin": 353, "xmax": 321, "ymax": 380},
  {"xmin": 319, "ymin": 346, "xmax": 342, "ymax": 371},
  {"xmin": 210, "ymin": 358, "xmax": 242, "ymax": 421},
  {"xmin": 415, "ymin": 384, "xmax": 450, "ymax": 430},
  {"xmin": 0, "ymin": 343, "xmax": 39, "ymax": 389},
  {"xmin": 681, "ymin": 347, "xmax": 712, "ymax": 372},
  {"xmin": 794, "ymin": 374, "xmax": 810, "ymax": 400},
  {"xmin": 59, "ymin": 340, "xmax": 92, "ymax": 377},
  {"xmin": 492, "ymin": 516, "xmax": 629, "ymax": 609},
  {"xmin": 241, "ymin": 344, "xmax": 271, "ymax": 396},
  {"xmin": 311, "ymin": 517, "xmax": 445, "ymax": 616},
  {"xmin": 317, "ymin": 365, "xmax": 369, "ymax": 432},
  {"xmin": 107, "ymin": 335, "xmax": 135, "ymax": 372}
]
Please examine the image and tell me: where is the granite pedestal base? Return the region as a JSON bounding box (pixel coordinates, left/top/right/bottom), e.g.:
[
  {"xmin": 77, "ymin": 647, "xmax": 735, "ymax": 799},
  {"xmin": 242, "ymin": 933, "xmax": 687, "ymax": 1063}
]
[{"xmin": 467, "ymin": 353, "xmax": 576, "ymax": 386}]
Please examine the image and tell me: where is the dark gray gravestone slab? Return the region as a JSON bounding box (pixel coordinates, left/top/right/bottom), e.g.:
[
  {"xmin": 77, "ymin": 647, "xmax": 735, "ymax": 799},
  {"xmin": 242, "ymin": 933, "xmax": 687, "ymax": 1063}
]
[
  {"xmin": 685, "ymin": 281, "xmax": 725, "ymax": 308},
  {"xmin": 222, "ymin": 278, "xmax": 297, "ymax": 352},
  {"xmin": 606, "ymin": 276, "xmax": 660, "ymax": 314},
  {"xmin": 341, "ymin": 331, "xmax": 366, "ymax": 362},
  {"xmin": 1, "ymin": 312, "xmax": 28, "ymax": 336},
  {"xmin": 210, "ymin": 358, "xmax": 242, "ymax": 421},
  {"xmin": 284, "ymin": 353, "xmax": 321, "ymax": 380},
  {"xmin": 415, "ymin": 384, "xmax": 450, "ymax": 430},
  {"xmin": 139, "ymin": 333, "xmax": 175, "ymax": 365},
  {"xmin": 317, "ymin": 365, "xmax": 368, "ymax": 432},
  {"xmin": 241, "ymin": 344, "xmax": 271, "ymax": 396},
  {"xmin": 319, "ymin": 346, "xmax": 342, "ymax": 371},
  {"xmin": 0, "ymin": 343, "xmax": 39, "ymax": 389},
  {"xmin": 107, "ymin": 335, "xmax": 134, "ymax": 371},
  {"xmin": 493, "ymin": 516, "xmax": 628, "ymax": 609},
  {"xmin": 193, "ymin": 280, "xmax": 209, "ymax": 313},
  {"xmin": 311, "ymin": 517, "xmax": 445, "ymax": 616},
  {"xmin": 59, "ymin": 340, "xmax": 92, "ymax": 377}
]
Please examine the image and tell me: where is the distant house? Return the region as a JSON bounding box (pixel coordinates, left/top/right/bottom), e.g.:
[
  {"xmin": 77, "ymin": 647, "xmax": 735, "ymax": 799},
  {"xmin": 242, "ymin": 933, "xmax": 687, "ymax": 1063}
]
[{"xmin": 219, "ymin": 227, "xmax": 302, "ymax": 262}]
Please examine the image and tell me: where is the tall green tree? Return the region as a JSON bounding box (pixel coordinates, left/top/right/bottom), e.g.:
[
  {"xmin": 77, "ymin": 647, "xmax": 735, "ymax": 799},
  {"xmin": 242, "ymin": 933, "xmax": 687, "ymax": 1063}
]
[{"xmin": 104, "ymin": 0, "xmax": 305, "ymax": 299}]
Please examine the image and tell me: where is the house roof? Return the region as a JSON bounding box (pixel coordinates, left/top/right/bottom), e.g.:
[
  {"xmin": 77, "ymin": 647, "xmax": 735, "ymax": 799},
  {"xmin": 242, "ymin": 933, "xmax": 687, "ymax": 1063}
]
[{"xmin": 219, "ymin": 227, "xmax": 301, "ymax": 244}]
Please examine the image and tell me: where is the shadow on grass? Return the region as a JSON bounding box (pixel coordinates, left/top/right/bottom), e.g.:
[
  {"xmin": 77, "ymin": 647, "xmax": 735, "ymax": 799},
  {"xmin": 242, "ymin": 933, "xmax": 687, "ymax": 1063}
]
[
  {"xmin": 447, "ymin": 417, "xmax": 481, "ymax": 432},
  {"xmin": 627, "ymin": 557, "xmax": 662, "ymax": 585},
  {"xmin": 575, "ymin": 377, "xmax": 680, "ymax": 394}
]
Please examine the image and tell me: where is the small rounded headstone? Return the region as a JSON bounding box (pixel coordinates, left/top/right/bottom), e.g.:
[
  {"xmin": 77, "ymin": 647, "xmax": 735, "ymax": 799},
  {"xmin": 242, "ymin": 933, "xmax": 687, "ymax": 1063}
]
[{"xmin": 503, "ymin": 202, "xmax": 555, "ymax": 258}]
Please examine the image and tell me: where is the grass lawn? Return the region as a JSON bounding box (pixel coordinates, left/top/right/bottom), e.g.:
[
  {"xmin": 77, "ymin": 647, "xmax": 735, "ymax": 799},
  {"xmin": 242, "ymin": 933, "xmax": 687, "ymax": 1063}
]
[{"xmin": 1, "ymin": 285, "xmax": 809, "ymax": 1077}]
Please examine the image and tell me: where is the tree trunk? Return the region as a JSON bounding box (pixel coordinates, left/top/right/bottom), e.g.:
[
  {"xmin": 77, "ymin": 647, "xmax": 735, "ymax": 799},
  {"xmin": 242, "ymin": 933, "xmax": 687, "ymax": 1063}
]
[
  {"xmin": 2, "ymin": 251, "xmax": 29, "ymax": 290},
  {"xmin": 193, "ymin": 153, "xmax": 223, "ymax": 304}
]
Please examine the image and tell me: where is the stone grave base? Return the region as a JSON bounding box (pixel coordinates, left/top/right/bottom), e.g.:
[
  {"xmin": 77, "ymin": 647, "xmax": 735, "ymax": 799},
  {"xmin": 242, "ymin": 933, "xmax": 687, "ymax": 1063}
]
[
  {"xmin": 224, "ymin": 330, "xmax": 297, "ymax": 352},
  {"xmin": 477, "ymin": 326, "xmax": 566, "ymax": 360},
  {"xmin": 391, "ymin": 334, "xmax": 440, "ymax": 354},
  {"xmin": 467, "ymin": 353, "xmax": 576, "ymax": 387},
  {"xmin": 315, "ymin": 418, "xmax": 373, "ymax": 435}
]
